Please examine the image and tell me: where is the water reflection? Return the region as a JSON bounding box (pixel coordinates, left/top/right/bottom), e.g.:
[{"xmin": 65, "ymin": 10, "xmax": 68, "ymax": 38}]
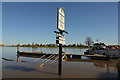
[
  {"xmin": 2, "ymin": 47, "xmax": 119, "ymax": 78},
  {"xmin": 5, "ymin": 65, "xmax": 37, "ymax": 72},
  {"xmin": 117, "ymin": 60, "xmax": 120, "ymax": 79},
  {"xmin": 17, "ymin": 53, "xmax": 119, "ymax": 75},
  {"xmin": 67, "ymin": 59, "xmax": 118, "ymax": 73},
  {"xmin": 93, "ymin": 60, "xmax": 117, "ymax": 74},
  {"xmin": 17, "ymin": 55, "xmax": 19, "ymax": 62},
  {"xmin": 5, "ymin": 65, "xmax": 57, "ymax": 75}
]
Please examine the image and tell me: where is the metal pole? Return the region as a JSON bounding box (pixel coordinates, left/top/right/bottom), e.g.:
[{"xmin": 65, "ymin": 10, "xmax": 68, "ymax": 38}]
[
  {"xmin": 58, "ymin": 44, "xmax": 62, "ymax": 75},
  {"xmin": 58, "ymin": 31, "xmax": 62, "ymax": 75}
]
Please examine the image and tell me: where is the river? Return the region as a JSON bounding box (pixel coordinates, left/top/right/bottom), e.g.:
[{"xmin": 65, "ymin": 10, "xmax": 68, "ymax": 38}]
[{"xmin": 2, "ymin": 47, "xmax": 119, "ymax": 78}]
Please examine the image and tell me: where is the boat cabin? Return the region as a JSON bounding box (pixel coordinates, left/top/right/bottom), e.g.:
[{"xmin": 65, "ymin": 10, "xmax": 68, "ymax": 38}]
[{"xmin": 92, "ymin": 43, "xmax": 106, "ymax": 50}]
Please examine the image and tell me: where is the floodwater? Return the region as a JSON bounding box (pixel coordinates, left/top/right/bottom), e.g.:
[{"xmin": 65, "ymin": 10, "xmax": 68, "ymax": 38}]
[{"xmin": 2, "ymin": 47, "xmax": 120, "ymax": 78}]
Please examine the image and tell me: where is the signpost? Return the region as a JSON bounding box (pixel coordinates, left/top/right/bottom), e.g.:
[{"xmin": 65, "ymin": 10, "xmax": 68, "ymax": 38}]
[
  {"xmin": 56, "ymin": 40, "xmax": 65, "ymax": 44},
  {"xmin": 56, "ymin": 37, "xmax": 65, "ymax": 41},
  {"xmin": 56, "ymin": 33, "xmax": 65, "ymax": 37},
  {"xmin": 57, "ymin": 8, "xmax": 65, "ymax": 31},
  {"xmin": 54, "ymin": 8, "xmax": 68, "ymax": 75}
]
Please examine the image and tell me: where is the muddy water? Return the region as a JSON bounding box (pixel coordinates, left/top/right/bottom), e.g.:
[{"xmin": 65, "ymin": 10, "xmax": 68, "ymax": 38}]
[{"xmin": 2, "ymin": 47, "xmax": 119, "ymax": 78}]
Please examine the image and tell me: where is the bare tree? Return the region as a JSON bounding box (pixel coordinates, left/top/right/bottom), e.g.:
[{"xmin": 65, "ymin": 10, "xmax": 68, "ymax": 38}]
[{"xmin": 85, "ymin": 36, "xmax": 93, "ymax": 48}]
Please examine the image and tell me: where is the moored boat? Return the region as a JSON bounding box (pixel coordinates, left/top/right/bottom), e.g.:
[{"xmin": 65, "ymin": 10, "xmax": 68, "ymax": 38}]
[{"xmin": 84, "ymin": 43, "xmax": 120, "ymax": 59}]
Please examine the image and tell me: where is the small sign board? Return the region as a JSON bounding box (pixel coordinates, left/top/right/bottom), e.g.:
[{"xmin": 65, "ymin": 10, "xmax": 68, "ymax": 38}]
[
  {"xmin": 56, "ymin": 40, "xmax": 65, "ymax": 44},
  {"xmin": 56, "ymin": 37, "xmax": 65, "ymax": 41},
  {"xmin": 57, "ymin": 8, "xmax": 65, "ymax": 31},
  {"xmin": 56, "ymin": 33, "xmax": 65, "ymax": 38}
]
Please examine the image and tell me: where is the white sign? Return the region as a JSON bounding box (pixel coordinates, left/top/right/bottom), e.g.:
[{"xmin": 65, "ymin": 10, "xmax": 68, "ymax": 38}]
[
  {"xmin": 56, "ymin": 40, "xmax": 65, "ymax": 44},
  {"xmin": 56, "ymin": 37, "xmax": 65, "ymax": 41},
  {"xmin": 57, "ymin": 8, "xmax": 65, "ymax": 31},
  {"xmin": 59, "ymin": 37, "xmax": 65, "ymax": 41},
  {"xmin": 59, "ymin": 40, "xmax": 65, "ymax": 44},
  {"xmin": 56, "ymin": 33, "xmax": 65, "ymax": 38}
]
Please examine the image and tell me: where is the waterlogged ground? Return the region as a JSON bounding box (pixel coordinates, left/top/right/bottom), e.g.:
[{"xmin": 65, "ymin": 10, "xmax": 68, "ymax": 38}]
[{"xmin": 2, "ymin": 47, "xmax": 119, "ymax": 78}]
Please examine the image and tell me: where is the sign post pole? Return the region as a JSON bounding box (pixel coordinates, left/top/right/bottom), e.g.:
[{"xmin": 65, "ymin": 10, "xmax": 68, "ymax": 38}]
[
  {"xmin": 58, "ymin": 31, "xmax": 62, "ymax": 75},
  {"xmin": 54, "ymin": 8, "xmax": 68, "ymax": 75}
]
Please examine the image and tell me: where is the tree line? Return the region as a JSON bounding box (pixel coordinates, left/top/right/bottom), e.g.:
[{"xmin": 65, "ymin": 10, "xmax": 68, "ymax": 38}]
[
  {"xmin": 6, "ymin": 36, "xmax": 99, "ymax": 48},
  {"xmin": 14, "ymin": 43, "xmax": 88, "ymax": 48}
]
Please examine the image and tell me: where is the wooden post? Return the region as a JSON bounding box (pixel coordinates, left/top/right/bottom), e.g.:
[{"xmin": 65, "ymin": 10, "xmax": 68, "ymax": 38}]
[
  {"xmin": 17, "ymin": 45, "xmax": 20, "ymax": 53},
  {"xmin": 17, "ymin": 44, "xmax": 20, "ymax": 62},
  {"xmin": 17, "ymin": 55, "xmax": 19, "ymax": 62}
]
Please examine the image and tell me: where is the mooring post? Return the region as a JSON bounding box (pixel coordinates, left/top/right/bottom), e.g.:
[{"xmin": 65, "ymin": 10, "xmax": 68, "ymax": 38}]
[
  {"xmin": 17, "ymin": 45, "xmax": 20, "ymax": 53},
  {"xmin": 17, "ymin": 55, "xmax": 19, "ymax": 62},
  {"xmin": 17, "ymin": 44, "xmax": 20, "ymax": 62}
]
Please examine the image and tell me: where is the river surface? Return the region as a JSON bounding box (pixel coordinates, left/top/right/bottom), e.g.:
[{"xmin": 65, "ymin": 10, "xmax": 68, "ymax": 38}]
[{"xmin": 2, "ymin": 47, "xmax": 119, "ymax": 78}]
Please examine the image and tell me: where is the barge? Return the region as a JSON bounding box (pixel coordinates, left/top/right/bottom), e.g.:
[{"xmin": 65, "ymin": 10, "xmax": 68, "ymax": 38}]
[{"xmin": 84, "ymin": 43, "xmax": 120, "ymax": 59}]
